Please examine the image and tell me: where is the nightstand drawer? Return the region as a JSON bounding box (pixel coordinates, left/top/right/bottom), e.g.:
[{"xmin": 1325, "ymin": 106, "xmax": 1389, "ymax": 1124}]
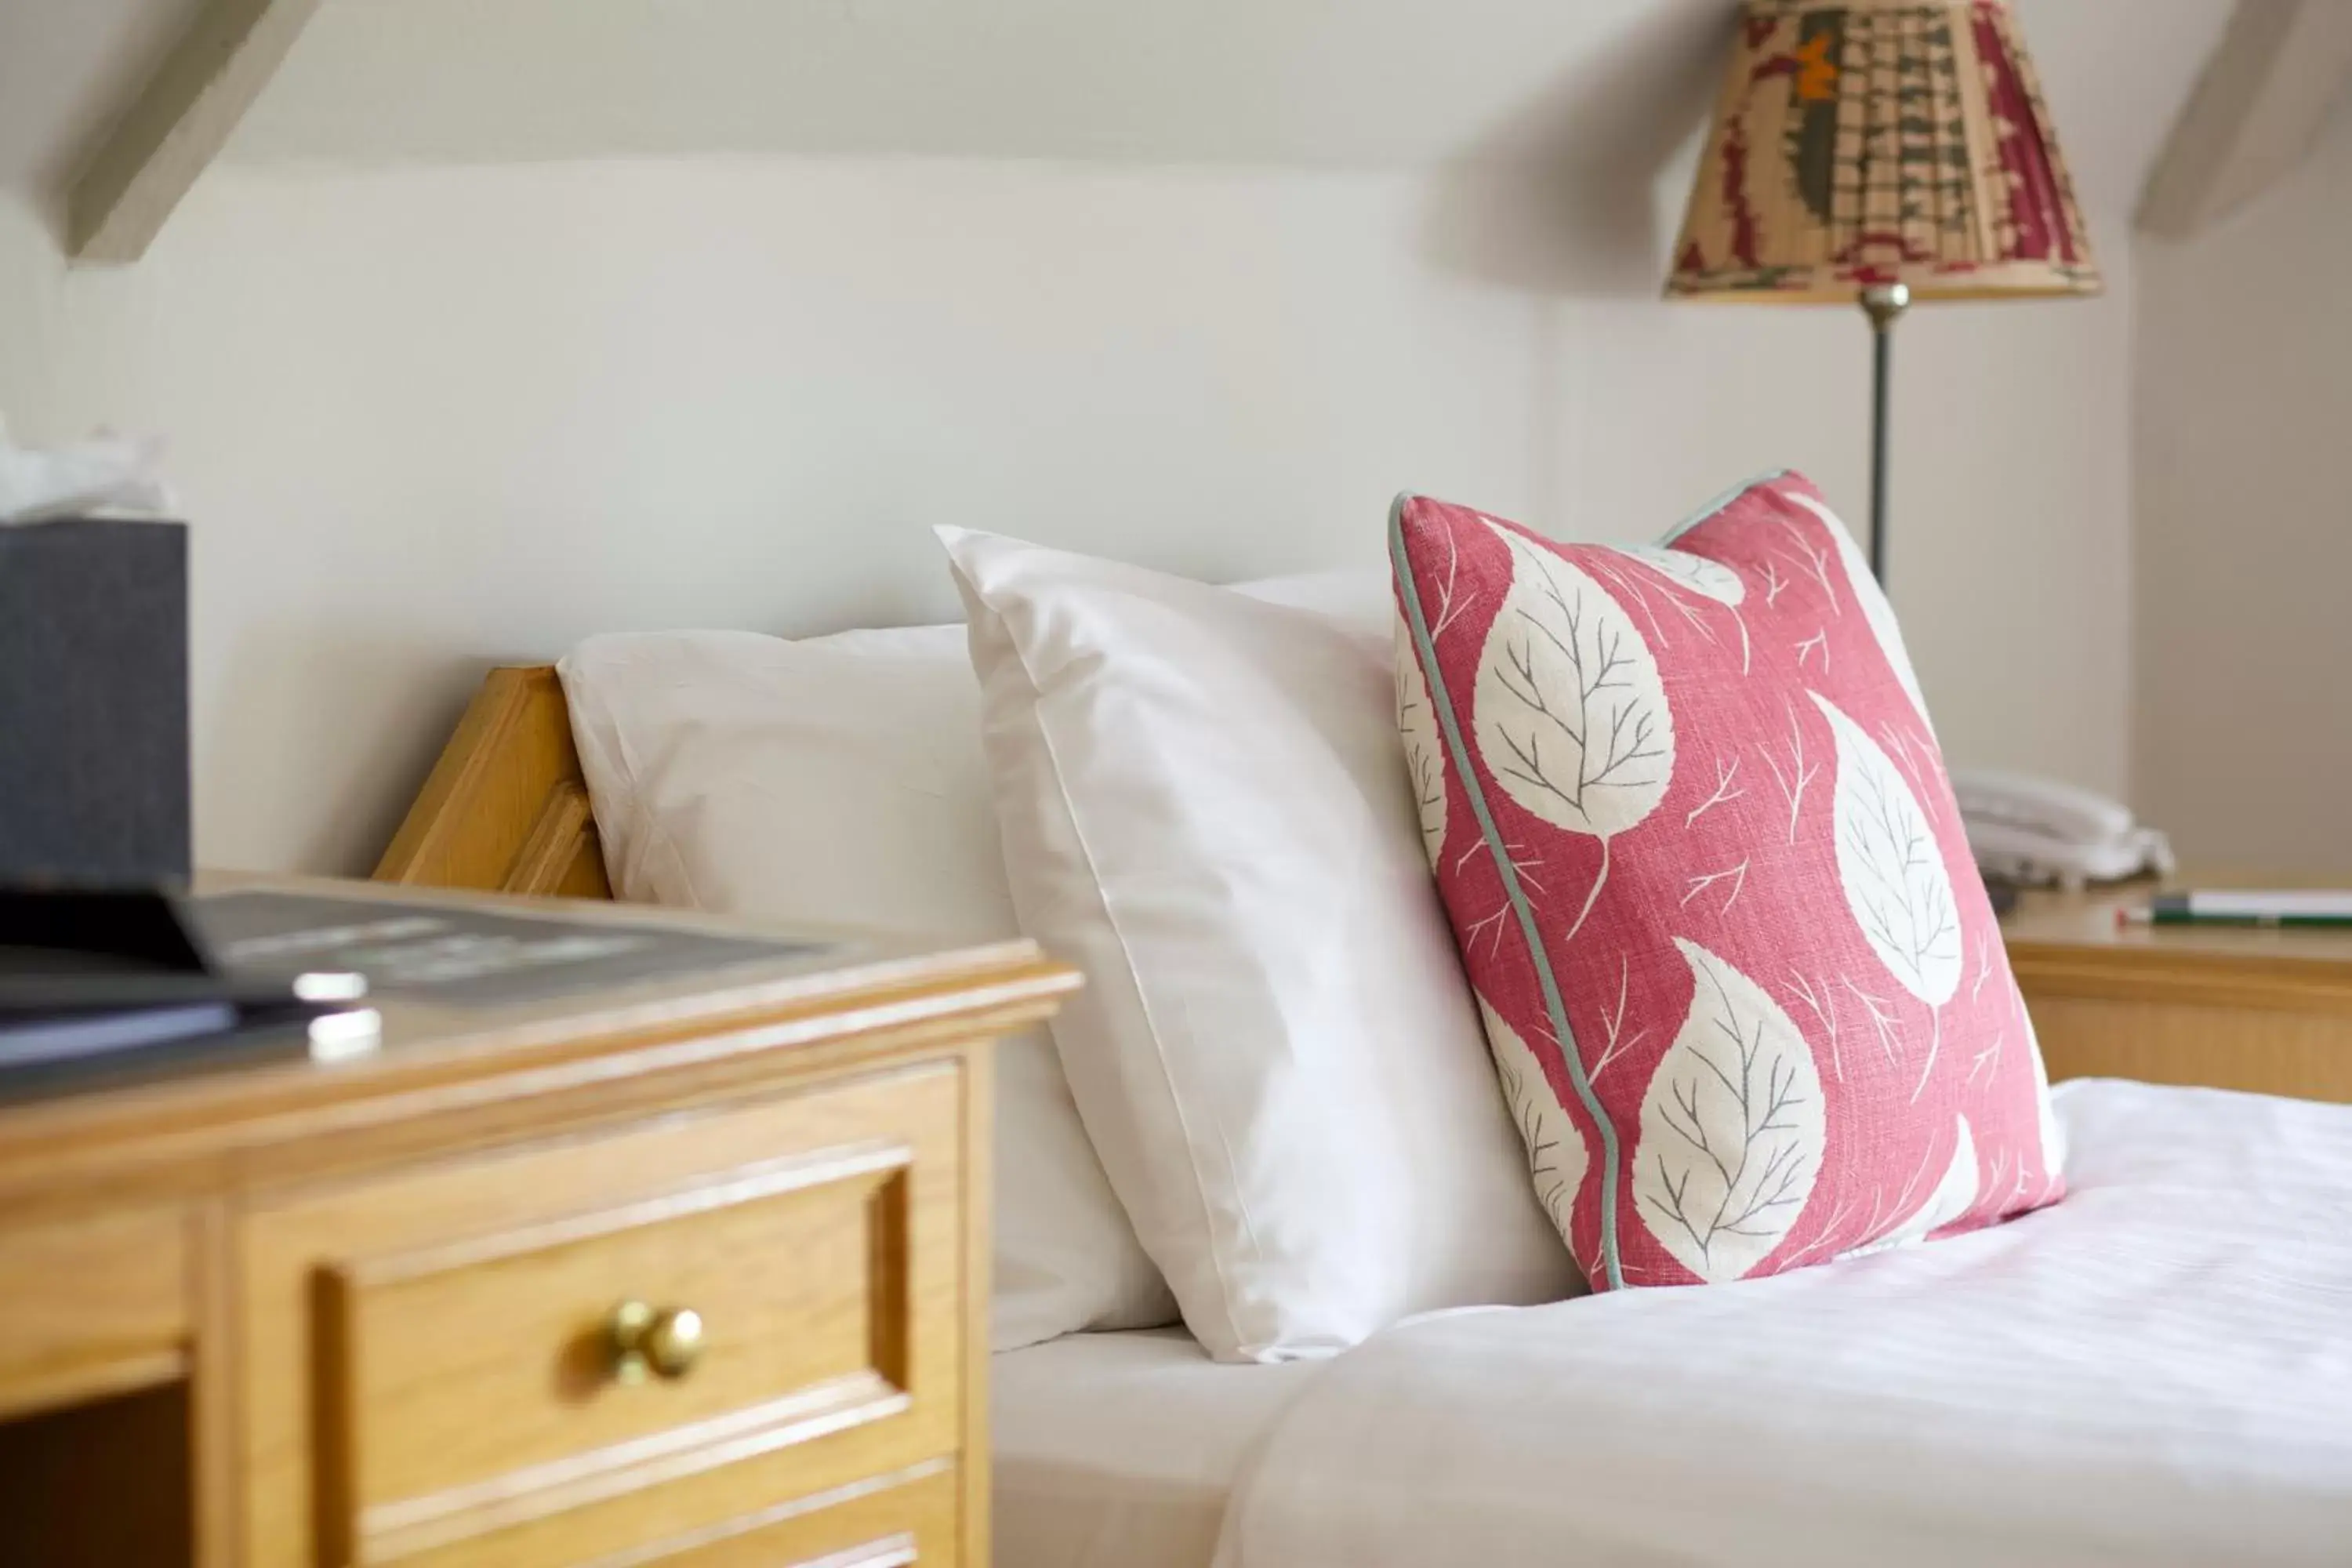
[
  {"xmin": 241, "ymin": 1063, "xmax": 967, "ymax": 1567},
  {"xmin": 604, "ymin": 1463, "xmax": 956, "ymax": 1568},
  {"xmin": 2025, "ymin": 992, "xmax": 2352, "ymax": 1103}
]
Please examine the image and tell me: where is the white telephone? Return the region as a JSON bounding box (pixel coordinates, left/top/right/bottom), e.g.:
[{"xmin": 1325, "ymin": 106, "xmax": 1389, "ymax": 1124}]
[{"xmin": 1948, "ymin": 769, "xmax": 2175, "ymax": 891}]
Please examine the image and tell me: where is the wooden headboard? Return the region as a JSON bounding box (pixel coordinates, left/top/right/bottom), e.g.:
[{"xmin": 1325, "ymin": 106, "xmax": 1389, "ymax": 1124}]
[{"xmin": 373, "ymin": 666, "xmax": 615, "ymax": 899}]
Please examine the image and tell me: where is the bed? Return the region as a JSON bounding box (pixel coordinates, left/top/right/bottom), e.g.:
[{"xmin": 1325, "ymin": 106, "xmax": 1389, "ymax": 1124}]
[
  {"xmin": 1214, "ymin": 1075, "xmax": 2352, "ymax": 1567},
  {"xmin": 374, "ymin": 666, "xmax": 614, "ymax": 900},
  {"xmin": 991, "ymin": 1329, "xmax": 1325, "ymax": 1568},
  {"xmin": 378, "ymin": 663, "xmax": 2352, "ymax": 1568},
  {"xmin": 979, "ymin": 1080, "xmax": 2352, "ymax": 1568}
]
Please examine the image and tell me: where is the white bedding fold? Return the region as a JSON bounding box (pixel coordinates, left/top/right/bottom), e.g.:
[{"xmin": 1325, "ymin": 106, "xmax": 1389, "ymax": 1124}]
[
  {"xmin": 1215, "ymin": 1080, "xmax": 2352, "ymax": 1567},
  {"xmin": 996, "ymin": 1328, "xmax": 1326, "ymax": 1568}
]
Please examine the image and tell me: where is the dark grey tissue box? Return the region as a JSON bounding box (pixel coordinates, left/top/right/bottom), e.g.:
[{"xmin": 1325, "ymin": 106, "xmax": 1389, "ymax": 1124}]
[{"xmin": 0, "ymin": 517, "xmax": 191, "ymax": 887}]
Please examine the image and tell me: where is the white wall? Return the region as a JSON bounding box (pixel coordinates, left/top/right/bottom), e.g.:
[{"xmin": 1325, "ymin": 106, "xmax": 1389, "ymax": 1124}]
[
  {"xmin": 2135, "ymin": 100, "xmax": 2352, "ymax": 874},
  {"xmin": 0, "ymin": 154, "xmax": 2136, "ymax": 875}
]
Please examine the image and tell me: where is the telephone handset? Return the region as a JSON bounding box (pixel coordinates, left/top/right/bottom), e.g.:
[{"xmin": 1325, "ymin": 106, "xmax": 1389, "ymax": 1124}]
[{"xmin": 1948, "ymin": 769, "xmax": 2174, "ymax": 891}]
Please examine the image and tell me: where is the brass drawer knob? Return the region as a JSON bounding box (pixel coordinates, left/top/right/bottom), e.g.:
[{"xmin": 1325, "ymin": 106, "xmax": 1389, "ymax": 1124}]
[{"xmin": 608, "ymin": 1299, "xmax": 705, "ymax": 1384}]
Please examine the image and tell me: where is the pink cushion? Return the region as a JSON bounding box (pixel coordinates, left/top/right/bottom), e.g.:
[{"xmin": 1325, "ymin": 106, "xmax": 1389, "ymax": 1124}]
[{"xmin": 1392, "ymin": 474, "xmax": 2064, "ymax": 1290}]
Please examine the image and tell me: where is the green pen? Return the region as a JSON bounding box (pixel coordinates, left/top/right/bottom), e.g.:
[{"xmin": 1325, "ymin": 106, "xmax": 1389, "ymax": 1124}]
[{"xmin": 2120, "ymin": 891, "xmax": 2352, "ymax": 929}]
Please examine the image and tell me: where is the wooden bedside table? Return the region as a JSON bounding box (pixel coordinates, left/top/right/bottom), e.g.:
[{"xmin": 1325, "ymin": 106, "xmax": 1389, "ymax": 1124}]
[
  {"xmin": 2003, "ymin": 880, "xmax": 2352, "ymax": 1104},
  {"xmin": 0, "ymin": 877, "xmax": 1074, "ymax": 1568}
]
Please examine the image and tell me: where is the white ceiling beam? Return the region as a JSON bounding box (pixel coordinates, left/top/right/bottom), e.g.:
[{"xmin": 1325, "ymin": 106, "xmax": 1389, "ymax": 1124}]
[
  {"xmin": 2138, "ymin": 0, "xmax": 2352, "ymax": 240},
  {"xmin": 65, "ymin": 0, "xmax": 323, "ymax": 264}
]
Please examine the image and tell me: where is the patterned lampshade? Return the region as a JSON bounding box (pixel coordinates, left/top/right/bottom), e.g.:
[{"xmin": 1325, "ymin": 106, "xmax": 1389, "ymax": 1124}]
[{"xmin": 1667, "ymin": 0, "xmax": 2100, "ymax": 303}]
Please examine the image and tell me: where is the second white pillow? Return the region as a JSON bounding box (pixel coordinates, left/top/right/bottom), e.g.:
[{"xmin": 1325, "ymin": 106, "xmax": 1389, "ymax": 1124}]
[
  {"xmin": 944, "ymin": 528, "xmax": 1580, "ymax": 1362},
  {"xmin": 559, "ymin": 624, "xmax": 1175, "ymax": 1352}
]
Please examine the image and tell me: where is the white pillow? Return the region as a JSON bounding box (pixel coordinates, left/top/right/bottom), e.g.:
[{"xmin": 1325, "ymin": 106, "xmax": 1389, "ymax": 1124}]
[
  {"xmin": 558, "ymin": 625, "xmax": 1177, "ymax": 1351},
  {"xmin": 942, "ymin": 528, "xmax": 1580, "ymax": 1363}
]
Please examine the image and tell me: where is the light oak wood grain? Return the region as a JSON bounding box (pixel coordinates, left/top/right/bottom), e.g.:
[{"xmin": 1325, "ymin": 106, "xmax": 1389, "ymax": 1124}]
[
  {"xmin": 0, "ymin": 1206, "xmax": 189, "ymax": 1421},
  {"xmin": 956, "ymin": 1039, "xmax": 992, "ymax": 1565},
  {"xmin": 507, "ymin": 782, "xmax": 613, "ymax": 898},
  {"xmin": 2026, "ymin": 995, "xmax": 2352, "ymax": 1103},
  {"xmin": 190, "ymin": 1199, "xmax": 242, "ymax": 1568},
  {"xmin": 539, "ymin": 1461, "xmax": 953, "ymax": 1568},
  {"xmin": 376, "ymin": 667, "xmax": 612, "ymax": 901},
  {"xmin": 244, "ymin": 1064, "xmax": 965, "ymax": 1567}
]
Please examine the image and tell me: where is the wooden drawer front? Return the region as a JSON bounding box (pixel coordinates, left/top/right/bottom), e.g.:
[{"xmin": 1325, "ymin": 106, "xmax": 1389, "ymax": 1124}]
[
  {"xmin": 2027, "ymin": 992, "xmax": 2352, "ymax": 1103},
  {"xmin": 437, "ymin": 1463, "xmax": 959, "ymax": 1568},
  {"xmin": 0, "ymin": 1207, "xmax": 187, "ymax": 1421},
  {"xmin": 242, "ymin": 1064, "xmax": 967, "ymax": 1567}
]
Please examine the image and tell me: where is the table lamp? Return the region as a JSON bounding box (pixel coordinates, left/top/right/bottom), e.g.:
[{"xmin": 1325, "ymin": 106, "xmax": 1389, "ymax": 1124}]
[{"xmin": 1666, "ymin": 0, "xmax": 2100, "ymax": 580}]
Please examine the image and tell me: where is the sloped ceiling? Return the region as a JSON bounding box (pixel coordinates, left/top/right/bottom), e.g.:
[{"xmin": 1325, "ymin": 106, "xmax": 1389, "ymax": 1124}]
[
  {"xmin": 8, "ymin": 0, "xmax": 2233, "ymax": 216},
  {"xmin": 0, "ymin": 0, "xmax": 205, "ymax": 193}
]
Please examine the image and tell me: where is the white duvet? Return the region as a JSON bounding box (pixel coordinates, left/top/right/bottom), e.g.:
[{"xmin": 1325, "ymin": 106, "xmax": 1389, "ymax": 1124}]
[{"xmin": 1214, "ymin": 1080, "xmax": 2352, "ymax": 1567}]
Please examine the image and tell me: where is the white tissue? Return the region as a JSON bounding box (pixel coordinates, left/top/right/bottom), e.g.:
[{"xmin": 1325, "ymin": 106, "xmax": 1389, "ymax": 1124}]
[{"xmin": 0, "ymin": 416, "xmax": 173, "ymax": 524}]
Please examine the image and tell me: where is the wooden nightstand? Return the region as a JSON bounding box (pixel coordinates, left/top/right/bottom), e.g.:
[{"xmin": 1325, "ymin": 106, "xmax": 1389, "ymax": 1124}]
[
  {"xmin": 2003, "ymin": 881, "xmax": 2352, "ymax": 1104},
  {"xmin": 0, "ymin": 877, "xmax": 1074, "ymax": 1568}
]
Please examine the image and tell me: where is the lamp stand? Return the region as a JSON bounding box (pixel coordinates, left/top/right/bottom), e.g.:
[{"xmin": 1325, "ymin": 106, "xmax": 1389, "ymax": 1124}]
[{"xmin": 1860, "ymin": 282, "xmax": 1911, "ymax": 584}]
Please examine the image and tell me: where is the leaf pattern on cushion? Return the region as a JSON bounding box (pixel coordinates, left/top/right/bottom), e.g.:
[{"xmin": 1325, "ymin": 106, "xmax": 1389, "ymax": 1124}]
[
  {"xmin": 1811, "ymin": 690, "xmax": 1962, "ymax": 1099},
  {"xmin": 1478, "ymin": 995, "xmax": 1587, "ymax": 1246},
  {"xmin": 1611, "ymin": 544, "xmax": 1753, "ymax": 675},
  {"xmin": 1619, "ymin": 544, "xmax": 1744, "ymax": 606},
  {"xmin": 1634, "ymin": 938, "xmax": 1824, "ymax": 1283},
  {"xmin": 1393, "ymin": 474, "xmax": 2064, "ymax": 1295},
  {"xmin": 1395, "ymin": 614, "xmax": 1448, "ymax": 867},
  {"xmin": 1794, "ymin": 492, "xmax": 1933, "ymax": 735},
  {"xmin": 1473, "ymin": 522, "xmax": 1675, "ymax": 940},
  {"xmin": 1847, "ymin": 1116, "xmax": 1980, "ymax": 1258},
  {"xmin": 2026, "ymin": 1007, "xmax": 2067, "ymax": 1192}
]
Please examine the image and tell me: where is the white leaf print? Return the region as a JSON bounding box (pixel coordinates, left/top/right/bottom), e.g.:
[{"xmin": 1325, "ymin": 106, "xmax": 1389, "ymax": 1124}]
[
  {"xmin": 1473, "ymin": 523, "xmax": 1675, "ymax": 938},
  {"xmin": 1394, "ymin": 615, "xmax": 1447, "ymax": 866},
  {"xmin": 1849, "ymin": 1116, "xmax": 1979, "ymax": 1258},
  {"xmin": 1634, "ymin": 938, "xmax": 1825, "ymax": 1283},
  {"xmin": 1479, "ymin": 996, "xmax": 1588, "ymax": 1243},
  {"xmin": 1621, "ymin": 544, "xmax": 1745, "ymax": 607},
  {"xmin": 1793, "ymin": 493, "xmax": 1934, "ymax": 735},
  {"xmin": 1610, "ymin": 546, "xmax": 1751, "ymax": 673},
  {"xmin": 1811, "ymin": 691, "xmax": 1962, "ymax": 1015}
]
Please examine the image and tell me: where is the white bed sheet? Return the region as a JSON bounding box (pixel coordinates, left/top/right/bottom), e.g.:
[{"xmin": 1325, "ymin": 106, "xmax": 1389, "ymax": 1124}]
[
  {"xmin": 993, "ymin": 1327, "xmax": 1324, "ymax": 1568},
  {"xmin": 1216, "ymin": 1080, "xmax": 2352, "ymax": 1568}
]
